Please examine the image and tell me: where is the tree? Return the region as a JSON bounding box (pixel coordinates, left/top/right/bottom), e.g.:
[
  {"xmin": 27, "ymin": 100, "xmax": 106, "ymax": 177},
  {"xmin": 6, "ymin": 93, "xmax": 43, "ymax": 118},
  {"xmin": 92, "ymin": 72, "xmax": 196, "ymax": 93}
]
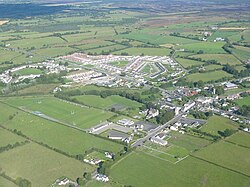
[{"xmin": 215, "ymin": 86, "xmax": 224, "ymax": 95}]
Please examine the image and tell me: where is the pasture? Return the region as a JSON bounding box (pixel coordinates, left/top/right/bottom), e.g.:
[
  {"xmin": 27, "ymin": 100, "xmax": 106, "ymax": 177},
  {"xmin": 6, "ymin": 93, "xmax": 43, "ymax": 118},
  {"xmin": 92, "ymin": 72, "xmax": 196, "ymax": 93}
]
[
  {"xmin": 194, "ymin": 141, "xmax": 250, "ymax": 176},
  {"xmin": 191, "ymin": 54, "xmax": 242, "ymax": 65},
  {"xmin": 227, "ymin": 131, "xmax": 250, "ymax": 147},
  {"xmin": 0, "ymin": 128, "xmax": 25, "ymax": 147},
  {"xmin": 175, "ymin": 58, "xmax": 205, "ymax": 68},
  {"xmin": 72, "ymin": 95, "xmax": 142, "ymax": 110},
  {"xmin": 186, "ymin": 70, "xmax": 233, "ymax": 82},
  {"xmin": 110, "ymin": 151, "xmax": 250, "ymax": 187},
  {"xmin": 0, "ymin": 102, "xmax": 123, "ymax": 155},
  {"xmin": 113, "ymin": 47, "xmax": 171, "ymax": 56},
  {"xmin": 0, "ymin": 177, "xmax": 17, "ymax": 187},
  {"xmin": 0, "ymin": 143, "xmax": 93, "ymax": 187},
  {"xmin": 201, "ymin": 115, "xmax": 238, "ymax": 136},
  {"xmin": 235, "ymin": 96, "xmax": 250, "ymax": 107},
  {"xmin": 5, "ymin": 96, "xmax": 114, "ymax": 129}
]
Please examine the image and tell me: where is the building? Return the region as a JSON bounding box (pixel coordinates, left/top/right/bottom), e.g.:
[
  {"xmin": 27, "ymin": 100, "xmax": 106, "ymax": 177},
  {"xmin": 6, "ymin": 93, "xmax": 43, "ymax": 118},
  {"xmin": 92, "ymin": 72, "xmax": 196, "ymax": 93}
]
[
  {"xmin": 117, "ymin": 119, "xmax": 134, "ymax": 126},
  {"xmin": 224, "ymin": 82, "xmax": 238, "ymax": 90},
  {"xmin": 150, "ymin": 136, "xmax": 168, "ymax": 146},
  {"xmin": 96, "ymin": 174, "xmax": 109, "ymax": 182}
]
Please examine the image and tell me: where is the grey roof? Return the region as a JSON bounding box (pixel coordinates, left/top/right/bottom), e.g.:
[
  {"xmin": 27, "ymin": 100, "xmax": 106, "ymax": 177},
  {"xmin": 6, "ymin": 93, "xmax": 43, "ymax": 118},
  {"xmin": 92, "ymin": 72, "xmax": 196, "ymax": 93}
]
[{"xmin": 108, "ymin": 130, "xmax": 129, "ymax": 139}]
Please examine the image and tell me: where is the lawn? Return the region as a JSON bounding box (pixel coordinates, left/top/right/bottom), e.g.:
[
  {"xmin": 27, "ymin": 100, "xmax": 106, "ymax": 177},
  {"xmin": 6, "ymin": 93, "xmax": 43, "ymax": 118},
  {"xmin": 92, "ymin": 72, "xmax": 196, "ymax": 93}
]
[
  {"xmin": 0, "ymin": 103, "xmax": 123, "ymax": 155},
  {"xmin": 194, "ymin": 141, "xmax": 250, "ymax": 176},
  {"xmin": 235, "ymin": 96, "xmax": 250, "ymax": 107},
  {"xmin": 109, "ymin": 60, "xmax": 130, "ymax": 68},
  {"xmin": 186, "ymin": 70, "xmax": 233, "ymax": 82},
  {"xmin": 0, "ymin": 143, "xmax": 93, "ymax": 187},
  {"xmin": 110, "ymin": 151, "xmax": 250, "ymax": 187},
  {"xmin": 175, "ymin": 58, "xmax": 205, "ymax": 68},
  {"xmin": 227, "ymin": 131, "xmax": 250, "ymax": 147},
  {"xmin": 201, "ymin": 115, "xmax": 238, "ymax": 136},
  {"xmin": 73, "ymin": 95, "xmax": 142, "ymax": 110},
  {"xmin": 140, "ymin": 63, "xmax": 159, "ymax": 74},
  {"xmin": 5, "ymin": 96, "xmax": 114, "ymax": 129},
  {"xmin": 191, "ymin": 54, "xmax": 242, "ymax": 65}
]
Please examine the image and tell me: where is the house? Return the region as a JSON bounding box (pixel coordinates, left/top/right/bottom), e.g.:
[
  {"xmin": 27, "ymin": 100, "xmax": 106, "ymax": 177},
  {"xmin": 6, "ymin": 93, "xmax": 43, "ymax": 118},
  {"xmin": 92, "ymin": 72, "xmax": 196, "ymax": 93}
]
[
  {"xmin": 224, "ymin": 82, "xmax": 238, "ymax": 90},
  {"xmin": 243, "ymin": 128, "xmax": 250, "ymax": 133},
  {"xmin": 117, "ymin": 119, "xmax": 134, "ymax": 126},
  {"xmin": 150, "ymin": 136, "xmax": 168, "ymax": 146},
  {"xmin": 58, "ymin": 178, "xmax": 70, "ymax": 186},
  {"xmin": 96, "ymin": 174, "xmax": 109, "ymax": 182},
  {"xmin": 146, "ymin": 108, "xmax": 159, "ymax": 119}
]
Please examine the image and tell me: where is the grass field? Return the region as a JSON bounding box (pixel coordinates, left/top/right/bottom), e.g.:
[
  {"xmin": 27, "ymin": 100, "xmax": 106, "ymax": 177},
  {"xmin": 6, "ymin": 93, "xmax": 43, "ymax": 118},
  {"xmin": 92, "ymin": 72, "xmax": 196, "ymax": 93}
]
[
  {"xmin": 15, "ymin": 84, "xmax": 59, "ymax": 95},
  {"xmin": 0, "ymin": 143, "xmax": 93, "ymax": 187},
  {"xmin": 113, "ymin": 47, "xmax": 171, "ymax": 56},
  {"xmin": 227, "ymin": 131, "xmax": 250, "ymax": 147},
  {"xmin": 178, "ymin": 42, "xmax": 226, "ymax": 54},
  {"xmin": 194, "ymin": 141, "xmax": 250, "ymax": 176},
  {"xmin": 5, "ymin": 96, "xmax": 114, "ymax": 129},
  {"xmin": 186, "ymin": 70, "xmax": 233, "ymax": 82},
  {"xmin": 0, "ymin": 177, "xmax": 17, "ymax": 187},
  {"xmin": 0, "ymin": 128, "xmax": 25, "ymax": 147},
  {"xmin": 14, "ymin": 68, "xmax": 43, "ymax": 76},
  {"xmin": 203, "ymin": 64, "xmax": 223, "ymax": 71},
  {"xmin": 109, "ymin": 60, "xmax": 130, "ymax": 68},
  {"xmin": 110, "ymin": 151, "xmax": 250, "ymax": 187},
  {"xmin": 231, "ymin": 45, "xmax": 250, "ymax": 61},
  {"xmin": 175, "ymin": 58, "xmax": 205, "ymax": 68},
  {"xmin": 73, "ymin": 95, "xmax": 142, "ymax": 110},
  {"xmin": 168, "ymin": 131, "xmax": 211, "ymax": 152},
  {"xmin": 235, "ymin": 96, "xmax": 250, "ymax": 107},
  {"xmin": 0, "ymin": 102, "xmax": 123, "ymax": 155},
  {"xmin": 201, "ymin": 115, "xmax": 238, "ymax": 136},
  {"xmin": 191, "ymin": 54, "xmax": 242, "ymax": 65}
]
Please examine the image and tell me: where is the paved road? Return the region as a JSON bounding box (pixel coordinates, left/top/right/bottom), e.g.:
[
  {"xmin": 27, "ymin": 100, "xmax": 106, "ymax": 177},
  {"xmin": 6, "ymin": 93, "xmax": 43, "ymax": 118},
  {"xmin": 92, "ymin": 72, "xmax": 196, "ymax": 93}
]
[{"xmin": 131, "ymin": 113, "xmax": 184, "ymax": 147}]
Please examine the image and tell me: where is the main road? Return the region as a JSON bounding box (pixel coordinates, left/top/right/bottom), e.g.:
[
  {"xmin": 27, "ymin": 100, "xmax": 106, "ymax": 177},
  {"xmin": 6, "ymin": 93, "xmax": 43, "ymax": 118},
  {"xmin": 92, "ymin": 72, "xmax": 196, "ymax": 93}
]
[{"xmin": 131, "ymin": 112, "xmax": 184, "ymax": 147}]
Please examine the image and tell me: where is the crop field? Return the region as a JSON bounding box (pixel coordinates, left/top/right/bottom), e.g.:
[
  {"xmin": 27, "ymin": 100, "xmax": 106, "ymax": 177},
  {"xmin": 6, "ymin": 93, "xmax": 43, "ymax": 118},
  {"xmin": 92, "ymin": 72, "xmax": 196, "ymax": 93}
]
[
  {"xmin": 113, "ymin": 47, "xmax": 171, "ymax": 56},
  {"xmin": 190, "ymin": 54, "xmax": 242, "ymax": 65},
  {"xmin": 0, "ymin": 143, "xmax": 93, "ymax": 187},
  {"xmin": 110, "ymin": 151, "xmax": 250, "ymax": 187},
  {"xmin": 168, "ymin": 131, "xmax": 212, "ymax": 152},
  {"xmin": 227, "ymin": 131, "xmax": 250, "ymax": 147},
  {"xmin": 194, "ymin": 141, "xmax": 250, "ymax": 176},
  {"xmin": 201, "ymin": 115, "xmax": 238, "ymax": 136},
  {"xmin": 5, "ymin": 96, "xmax": 114, "ymax": 129},
  {"xmin": 175, "ymin": 58, "xmax": 205, "ymax": 68},
  {"xmin": 0, "ymin": 103, "xmax": 123, "ymax": 155},
  {"xmin": 235, "ymin": 96, "xmax": 250, "ymax": 106},
  {"xmin": 178, "ymin": 42, "xmax": 226, "ymax": 54},
  {"xmin": 186, "ymin": 70, "xmax": 233, "ymax": 82},
  {"xmin": 72, "ymin": 95, "xmax": 142, "ymax": 110}
]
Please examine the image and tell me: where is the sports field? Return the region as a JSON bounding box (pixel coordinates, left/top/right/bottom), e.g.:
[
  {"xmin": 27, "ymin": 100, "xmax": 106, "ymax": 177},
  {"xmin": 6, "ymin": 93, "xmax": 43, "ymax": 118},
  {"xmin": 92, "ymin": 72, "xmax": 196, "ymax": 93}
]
[
  {"xmin": 194, "ymin": 141, "xmax": 250, "ymax": 176},
  {"xmin": 5, "ymin": 97, "xmax": 114, "ymax": 129},
  {"xmin": 186, "ymin": 70, "xmax": 233, "ymax": 82},
  {"xmin": 73, "ymin": 95, "xmax": 142, "ymax": 110},
  {"xmin": 201, "ymin": 115, "xmax": 238, "ymax": 136},
  {"xmin": 0, "ymin": 143, "xmax": 93, "ymax": 187},
  {"xmin": 110, "ymin": 151, "xmax": 250, "ymax": 187}
]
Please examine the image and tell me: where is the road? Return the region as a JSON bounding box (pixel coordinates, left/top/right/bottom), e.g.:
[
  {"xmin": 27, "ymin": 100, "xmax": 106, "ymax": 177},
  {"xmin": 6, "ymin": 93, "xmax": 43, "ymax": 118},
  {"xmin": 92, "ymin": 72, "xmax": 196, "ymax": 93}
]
[{"xmin": 131, "ymin": 112, "xmax": 184, "ymax": 147}]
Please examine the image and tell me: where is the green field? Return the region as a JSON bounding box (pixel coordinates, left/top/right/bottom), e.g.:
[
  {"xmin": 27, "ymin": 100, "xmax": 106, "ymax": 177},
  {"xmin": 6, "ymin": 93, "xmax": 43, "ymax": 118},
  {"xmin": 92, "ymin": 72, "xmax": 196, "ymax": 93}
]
[
  {"xmin": 201, "ymin": 115, "xmax": 238, "ymax": 136},
  {"xmin": 109, "ymin": 60, "xmax": 130, "ymax": 68},
  {"xmin": 0, "ymin": 143, "xmax": 93, "ymax": 187},
  {"xmin": 110, "ymin": 151, "xmax": 250, "ymax": 187},
  {"xmin": 191, "ymin": 54, "xmax": 242, "ymax": 65},
  {"xmin": 0, "ymin": 128, "xmax": 25, "ymax": 147},
  {"xmin": 203, "ymin": 64, "xmax": 223, "ymax": 71},
  {"xmin": 186, "ymin": 70, "xmax": 233, "ymax": 82},
  {"xmin": 235, "ymin": 96, "xmax": 250, "ymax": 107},
  {"xmin": 168, "ymin": 131, "xmax": 211, "ymax": 152},
  {"xmin": 194, "ymin": 141, "xmax": 250, "ymax": 176},
  {"xmin": 5, "ymin": 97, "xmax": 114, "ymax": 129},
  {"xmin": 178, "ymin": 42, "xmax": 226, "ymax": 54},
  {"xmin": 175, "ymin": 58, "xmax": 205, "ymax": 68},
  {"xmin": 73, "ymin": 95, "xmax": 142, "ymax": 110},
  {"xmin": 231, "ymin": 45, "xmax": 250, "ymax": 61},
  {"xmin": 14, "ymin": 68, "xmax": 43, "ymax": 76},
  {"xmin": 0, "ymin": 177, "xmax": 17, "ymax": 187},
  {"xmin": 227, "ymin": 131, "xmax": 250, "ymax": 147},
  {"xmin": 113, "ymin": 47, "xmax": 171, "ymax": 56}
]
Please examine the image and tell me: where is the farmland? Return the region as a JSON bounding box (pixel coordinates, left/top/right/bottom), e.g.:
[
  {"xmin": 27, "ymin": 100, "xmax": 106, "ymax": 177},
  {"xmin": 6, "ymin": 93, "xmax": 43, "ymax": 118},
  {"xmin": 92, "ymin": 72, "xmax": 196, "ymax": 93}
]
[
  {"xmin": 186, "ymin": 70, "xmax": 233, "ymax": 82},
  {"xmin": 0, "ymin": 143, "xmax": 93, "ymax": 186},
  {"xmin": 191, "ymin": 54, "xmax": 242, "ymax": 65},
  {"xmin": 235, "ymin": 96, "xmax": 250, "ymax": 107},
  {"xmin": 110, "ymin": 151, "xmax": 250, "ymax": 187},
  {"xmin": 5, "ymin": 96, "xmax": 115, "ymax": 129}
]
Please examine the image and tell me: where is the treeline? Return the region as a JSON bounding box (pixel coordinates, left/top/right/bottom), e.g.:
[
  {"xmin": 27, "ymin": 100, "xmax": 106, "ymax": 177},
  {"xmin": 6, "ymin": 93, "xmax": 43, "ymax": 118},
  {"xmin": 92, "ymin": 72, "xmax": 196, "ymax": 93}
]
[
  {"xmin": 0, "ymin": 172, "xmax": 31, "ymax": 187},
  {"xmin": 170, "ymin": 32, "xmax": 202, "ymax": 41},
  {"xmin": 190, "ymin": 110, "xmax": 213, "ymax": 120},
  {"xmin": 0, "ymin": 140, "xmax": 29, "ymax": 154},
  {"xmin": 223, "ymin": 64, "xmax": 250, "ymax": 78}
]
